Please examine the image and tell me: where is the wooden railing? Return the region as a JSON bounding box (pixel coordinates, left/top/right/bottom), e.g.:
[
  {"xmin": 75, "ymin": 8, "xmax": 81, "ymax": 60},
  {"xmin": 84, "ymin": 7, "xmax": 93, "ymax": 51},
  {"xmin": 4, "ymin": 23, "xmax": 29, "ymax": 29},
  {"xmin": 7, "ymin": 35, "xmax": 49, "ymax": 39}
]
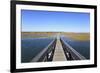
[
  {"xmin": 60, "ymin": 38, "xmax": 86, "ymax": 60},
  {"xmin": 31, "ymin": 38, "xmax": 57, "ymax": 62}
]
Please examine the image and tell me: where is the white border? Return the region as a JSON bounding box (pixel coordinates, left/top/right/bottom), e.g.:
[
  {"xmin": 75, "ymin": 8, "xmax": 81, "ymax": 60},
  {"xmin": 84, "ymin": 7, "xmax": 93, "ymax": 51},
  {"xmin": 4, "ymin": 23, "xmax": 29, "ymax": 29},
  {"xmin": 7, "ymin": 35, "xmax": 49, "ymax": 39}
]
[{"xmin": 16, "ymin": 4, "xmax": 94, "ymax": 69}]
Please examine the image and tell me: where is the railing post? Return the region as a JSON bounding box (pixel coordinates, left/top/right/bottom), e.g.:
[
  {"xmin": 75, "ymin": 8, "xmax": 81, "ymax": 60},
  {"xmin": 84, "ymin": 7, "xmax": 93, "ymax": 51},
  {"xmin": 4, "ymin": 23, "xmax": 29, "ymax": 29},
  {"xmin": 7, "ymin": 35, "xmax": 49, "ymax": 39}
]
[
  {"xmin": 60, "ymin": 38, "xmax": 73, "ymax": 60},
  {"xmin": 46, "ymin": 38, "xmax": 56, "ymax": 61}
]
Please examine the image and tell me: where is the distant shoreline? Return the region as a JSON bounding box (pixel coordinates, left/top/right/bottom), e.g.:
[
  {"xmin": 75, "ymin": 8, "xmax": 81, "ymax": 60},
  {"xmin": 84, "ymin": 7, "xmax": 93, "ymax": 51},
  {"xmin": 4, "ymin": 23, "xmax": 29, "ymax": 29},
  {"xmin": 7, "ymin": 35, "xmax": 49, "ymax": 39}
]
[{"xmin": 21, "ymin": 32, "xmax": 90, "ymax": 41}]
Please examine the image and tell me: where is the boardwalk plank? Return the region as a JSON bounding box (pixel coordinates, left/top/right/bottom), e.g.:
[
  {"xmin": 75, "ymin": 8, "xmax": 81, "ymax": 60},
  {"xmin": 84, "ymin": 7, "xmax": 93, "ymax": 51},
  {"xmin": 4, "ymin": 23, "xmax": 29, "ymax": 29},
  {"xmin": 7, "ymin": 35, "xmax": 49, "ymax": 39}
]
[{"xmin": 53, "ymin": 37, "xmax": 67, "ymax": 61}]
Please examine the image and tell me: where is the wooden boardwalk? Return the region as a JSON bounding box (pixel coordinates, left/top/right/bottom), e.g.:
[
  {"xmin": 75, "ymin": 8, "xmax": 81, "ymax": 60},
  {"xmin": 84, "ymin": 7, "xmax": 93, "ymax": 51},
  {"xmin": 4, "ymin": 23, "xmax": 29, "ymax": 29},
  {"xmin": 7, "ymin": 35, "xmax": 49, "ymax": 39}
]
[{"xmin": 53, "ymin": 35, "xmax": 67, "ymax": 61}]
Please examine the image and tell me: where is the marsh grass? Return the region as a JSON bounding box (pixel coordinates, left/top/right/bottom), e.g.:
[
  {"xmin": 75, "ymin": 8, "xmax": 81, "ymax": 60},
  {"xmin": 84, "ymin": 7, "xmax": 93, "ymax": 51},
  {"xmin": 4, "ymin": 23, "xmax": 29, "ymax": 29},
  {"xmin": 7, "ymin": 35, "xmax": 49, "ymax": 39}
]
[
  {"xmin": 61, "ymin": 32, "xmax": 90, "ymax": 41},
  {"xmin": 21, "ymin": 32, "xmax": 90, "ymax": 41}
]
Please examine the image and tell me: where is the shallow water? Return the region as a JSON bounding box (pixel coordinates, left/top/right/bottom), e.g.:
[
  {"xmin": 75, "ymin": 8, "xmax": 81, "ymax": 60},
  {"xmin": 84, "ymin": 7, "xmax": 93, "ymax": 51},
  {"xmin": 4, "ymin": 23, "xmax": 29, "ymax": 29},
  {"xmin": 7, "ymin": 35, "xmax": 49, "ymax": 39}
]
[
  {"xmin": 61, "ymin": 37, "xmax": 90, "ymax": 59},
  {"xmin": 21, "ymin": 38, "xmax": 54, "ymax": 63}
]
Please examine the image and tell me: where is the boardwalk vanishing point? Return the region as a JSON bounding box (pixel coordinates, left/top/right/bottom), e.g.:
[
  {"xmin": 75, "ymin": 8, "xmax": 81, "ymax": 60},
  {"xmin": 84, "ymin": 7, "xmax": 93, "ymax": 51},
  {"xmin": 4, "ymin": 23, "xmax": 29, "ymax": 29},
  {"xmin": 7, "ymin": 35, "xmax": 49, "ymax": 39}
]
[
  {"xmin": 31, "ymin": 33, "xmax": 86, "ymax": 62},
  {"xmin": 53, "ymin": 35, "xmax": 67, "ymax": 61}
]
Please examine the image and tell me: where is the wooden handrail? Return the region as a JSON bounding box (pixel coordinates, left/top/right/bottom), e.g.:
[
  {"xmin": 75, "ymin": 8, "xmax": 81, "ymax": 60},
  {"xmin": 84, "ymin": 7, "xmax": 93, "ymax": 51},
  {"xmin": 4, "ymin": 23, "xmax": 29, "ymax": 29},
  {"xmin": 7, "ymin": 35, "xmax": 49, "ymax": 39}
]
[
  {"xmin": 31, "ymin": 38, "xmax": 56, "ymax": 62},
  {"xmin": 60, "ymin": 38, "xmax": 86, "ymax": 60}
]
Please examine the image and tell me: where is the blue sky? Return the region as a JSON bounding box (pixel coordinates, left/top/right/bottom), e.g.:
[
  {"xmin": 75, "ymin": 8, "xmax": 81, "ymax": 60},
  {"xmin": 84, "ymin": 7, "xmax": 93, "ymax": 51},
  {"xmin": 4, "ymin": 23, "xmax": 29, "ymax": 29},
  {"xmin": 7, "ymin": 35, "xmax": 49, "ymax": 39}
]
[{"xmin": 21, "ymin": 10, "xmax": 90, "ymax": 32}]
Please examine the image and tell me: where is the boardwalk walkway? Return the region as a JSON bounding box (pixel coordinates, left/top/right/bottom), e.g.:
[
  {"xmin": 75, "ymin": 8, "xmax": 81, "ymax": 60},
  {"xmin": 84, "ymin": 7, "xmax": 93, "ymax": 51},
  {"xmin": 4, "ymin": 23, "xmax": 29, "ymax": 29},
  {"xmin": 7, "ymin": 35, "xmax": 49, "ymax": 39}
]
[{"xmin": 53, "ymin": 34, "xmax": 67, "ymax": 61}]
